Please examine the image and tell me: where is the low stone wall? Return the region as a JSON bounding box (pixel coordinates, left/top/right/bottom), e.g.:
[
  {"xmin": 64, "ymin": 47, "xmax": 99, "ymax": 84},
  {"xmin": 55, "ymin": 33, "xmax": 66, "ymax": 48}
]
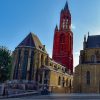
[
  {"xmin": 49, "ymin": 86, "xmax": 72, "ymax": 93},
  {"xmin": 0, "ymin": 91, "xmax": 39, "ymax": 99},
  {"xmin": 0, "ymin": 84, "xmax": 4, "ymax": 96},
  {"xmin": 0, "ymin": 80, "xmax": 38, "ymax": 96}
]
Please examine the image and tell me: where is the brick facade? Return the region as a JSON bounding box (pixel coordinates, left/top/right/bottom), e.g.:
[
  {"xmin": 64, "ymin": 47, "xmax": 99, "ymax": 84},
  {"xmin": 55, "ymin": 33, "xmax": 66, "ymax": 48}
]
[{"xmin": 52, "ymin": 1, "xmax": 73, "ymax": 74}]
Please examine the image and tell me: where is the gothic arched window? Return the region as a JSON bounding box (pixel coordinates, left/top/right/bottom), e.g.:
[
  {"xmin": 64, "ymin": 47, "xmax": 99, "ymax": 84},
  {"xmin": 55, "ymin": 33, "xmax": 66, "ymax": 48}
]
[
  {"xmin": 45, "ymin": 57, "xmax": 48, "ymax": 65},
  {"xmin": 66, "ymin": 79, "xmax": 68, "ymax": 86},
  {"xmin": 60, "ymin": 34, "xmax": 65, "ymax": 52},
  {"xmin": 69, "ymin": 79, "xmax": 72, "ymax": 87},
  {"xmin": 58, "ymin": 76, "xmax": 61, "ymax": 85},
  {"xmin": 60, "ymin": 34, "xmax": 65, "ymax": 43},
  {"xmin": 62, "ymin": 19, "xmax": 65, "ymax": 29},
  {"xmin": 41, "ymin": 54, "xmax": 44, "ymax": 66},
  {"xmin": 91, "ymin": 55, "xmax": 96, "ymax": 63},
  {"xmin": 62, "ymin": 77, "xmax": 65, "ymax": 87},
  {"xmin": 29, "ymin": 51, "xmax": 34, "ymax": 80},
  {"xmin": 69, "ymin": 35, "xmax": 72, "ymax": 52},
  {"xmin": 22, "ymin": 50, "xmax": 29, "ymax": 80},
  {"xmin": 86, "ymin": 71, "xmax": 90, "ymax": 85},
  {"xmin": 65, "ymin": 18, "xmax": 69, "ymax": 29}
]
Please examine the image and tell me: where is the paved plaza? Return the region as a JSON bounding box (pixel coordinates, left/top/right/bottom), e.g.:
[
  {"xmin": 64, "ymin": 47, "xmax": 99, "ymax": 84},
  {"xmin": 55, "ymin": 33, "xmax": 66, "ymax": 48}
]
[{"xmin": 1, "ymin": 94, "xmax": 100, "ymax": 100}]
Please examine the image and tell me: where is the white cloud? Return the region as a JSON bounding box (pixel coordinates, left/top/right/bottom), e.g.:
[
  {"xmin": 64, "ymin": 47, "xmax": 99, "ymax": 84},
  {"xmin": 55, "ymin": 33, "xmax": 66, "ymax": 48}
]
[
  {"xmin": 74, "ymin": 52, "xmax": 80, "ymax": 67},
  {"xmin": 74, "ymin": 52, "xmax": 80, "ymax": 55},
  {"xmin": 49, "ymin": 52, "xmax": 52, "ymax": 58},
  {"xmin": 71, "ymin": 24, "xmax": 76, "ymax": 29}
]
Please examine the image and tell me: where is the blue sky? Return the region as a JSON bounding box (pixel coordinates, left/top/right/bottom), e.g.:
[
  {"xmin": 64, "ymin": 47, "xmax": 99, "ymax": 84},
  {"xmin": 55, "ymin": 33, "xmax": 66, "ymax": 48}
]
[{"xmin": 0, "ymin": 0, "xmax": 100, "ymax": 67}]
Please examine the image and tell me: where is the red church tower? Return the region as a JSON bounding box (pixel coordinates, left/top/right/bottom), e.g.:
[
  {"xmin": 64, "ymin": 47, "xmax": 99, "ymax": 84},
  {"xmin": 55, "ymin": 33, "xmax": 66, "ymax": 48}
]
[{"xmin": 52, "ymin": 1, "xmax": 73, "ymax": 74}]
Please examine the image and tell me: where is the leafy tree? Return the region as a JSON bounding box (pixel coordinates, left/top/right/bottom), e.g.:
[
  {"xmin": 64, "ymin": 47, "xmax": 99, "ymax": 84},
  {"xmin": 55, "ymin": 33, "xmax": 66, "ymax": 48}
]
[{"xmin": 0, "ymin": 46, "xmax": 12, "ymax": 83}]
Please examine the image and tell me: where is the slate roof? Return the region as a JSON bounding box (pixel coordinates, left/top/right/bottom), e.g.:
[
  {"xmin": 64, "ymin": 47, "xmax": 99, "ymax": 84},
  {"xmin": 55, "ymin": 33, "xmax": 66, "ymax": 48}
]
[
  {"xmin": 86, "ymin": 35, "xmax": 100, "ymax": 48},
  {"xmin": 17, "ymin": 32, "xmax": 47, "ymax": 53}
]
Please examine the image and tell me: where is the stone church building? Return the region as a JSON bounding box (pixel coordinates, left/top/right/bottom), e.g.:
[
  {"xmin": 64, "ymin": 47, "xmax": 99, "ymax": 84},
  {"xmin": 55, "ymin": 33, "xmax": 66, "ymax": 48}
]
[
  {"xmin": 73, "ymin": 34, "xmax": 100, "ymax": 93},
  {"xmin": 11, "ymin": 1, "xmax": 73, "ymax": 93}
]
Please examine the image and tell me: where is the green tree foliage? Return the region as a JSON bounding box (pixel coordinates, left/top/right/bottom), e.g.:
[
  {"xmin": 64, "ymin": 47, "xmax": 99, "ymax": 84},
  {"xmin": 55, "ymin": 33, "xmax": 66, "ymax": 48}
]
[{"xmin": 0, "ymin": 46, "xmax": 12, "ymax": 83}]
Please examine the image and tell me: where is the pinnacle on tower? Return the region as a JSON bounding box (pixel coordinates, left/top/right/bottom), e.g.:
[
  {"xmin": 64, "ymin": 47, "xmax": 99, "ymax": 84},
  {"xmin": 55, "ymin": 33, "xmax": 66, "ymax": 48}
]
[
  {"xmin": 55, "ymin": 25, "xmax": 58, "ymax": 31},
  {"xmin": 84, "ymin": 35, "xmax": 86, "ymax": 42},
  {"xmin": 88, "ymin": 32, "xmax": 90, "ymax": 37},
  {"xmin": 64, "ymin": 1, "xmax": 69, "ymax": 10}
]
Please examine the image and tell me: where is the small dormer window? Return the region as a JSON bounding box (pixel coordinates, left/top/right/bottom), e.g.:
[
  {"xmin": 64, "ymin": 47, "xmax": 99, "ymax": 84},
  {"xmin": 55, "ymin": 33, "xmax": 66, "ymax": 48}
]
[
  {"xmin": 58, "ymin": 67, "xmax": 60, "ymax": 69},
  {"xmin": 62, "ymin": 68, "xmax": 64, "ymax": 71},
  {"xmin": 50, "ymin": 63, "xmax": 52, "ymax": 66},
  {"xmin": 39, "ymin": 46, "xmax": 42, "ymax": 49},
  {"xmin": 54, "ymin": 65, "xmax": 58, "ymax": 70},
  {"xmin": 42, "ymin": 48, "xmax": 44, "ymax": 51}
]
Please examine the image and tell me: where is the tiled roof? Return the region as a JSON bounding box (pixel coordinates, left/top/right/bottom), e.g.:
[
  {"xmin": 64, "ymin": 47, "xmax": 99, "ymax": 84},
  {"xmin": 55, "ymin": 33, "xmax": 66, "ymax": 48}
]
[
  {"xmin": 86, "ymin": 35, "xmax": 100, "ymax": 48},
  {"xmin": 17, "ymin": 32, "xmax": 47, "ymax": 52}
]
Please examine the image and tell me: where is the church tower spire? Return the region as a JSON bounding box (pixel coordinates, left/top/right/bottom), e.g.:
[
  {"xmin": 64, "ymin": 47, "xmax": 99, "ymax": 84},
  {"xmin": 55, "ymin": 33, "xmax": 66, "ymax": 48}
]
[
  {"xmin": 64, "ymin": 1, "xmax": 69, "ymax": 10},
  {"xmin": 60, "ymin": 1, "xmax": 71, "ymax": 31},
  {"xmin": 52, "ymin": 1, "xmax": 73, "ymax": 74}
]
